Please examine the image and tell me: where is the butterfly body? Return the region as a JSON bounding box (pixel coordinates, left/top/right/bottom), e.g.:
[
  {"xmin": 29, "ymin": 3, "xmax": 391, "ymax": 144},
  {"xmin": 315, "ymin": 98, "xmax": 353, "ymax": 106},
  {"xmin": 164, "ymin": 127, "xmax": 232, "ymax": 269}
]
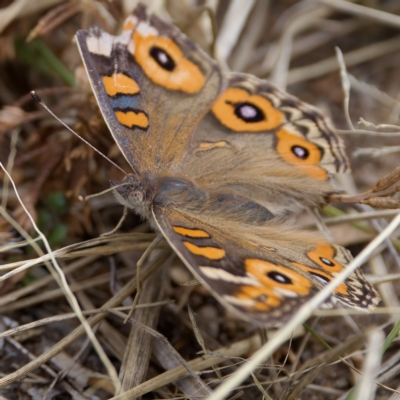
[{"xmin": 77, "ymin": 4, "xmax": 379, "ymax": 326}]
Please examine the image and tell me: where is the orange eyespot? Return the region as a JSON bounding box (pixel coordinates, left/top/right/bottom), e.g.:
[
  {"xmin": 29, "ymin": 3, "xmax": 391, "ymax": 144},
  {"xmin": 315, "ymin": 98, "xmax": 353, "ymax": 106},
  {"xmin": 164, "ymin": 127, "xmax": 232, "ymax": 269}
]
[
  {"xmin": 245, "ymin": 259, "xmax": 312, "ymax": 295},
  {"xmin": 307, "ymin": 243, "xmax": 344, "ymax": 273},
  {"xmin": 211, "ymin": 88, "xmax": 284, "ymax": 132},
  {"xmin": 132, "ymin": 31, "xmax": 205, "ymax": 93},
  {"xmin": 235, "ymin": 259, "xmax": 312, "ymax": 312},
  {"xmin": 102, "ymin": 74, "xmax": 140, "ymax": 97},
  {"xmin": 276, "ymin": 129, "xmax": 327, "ymax": 180},
  {"xmin": 294, "ymin": 260, "xmax": 349, "ymax": 296}
]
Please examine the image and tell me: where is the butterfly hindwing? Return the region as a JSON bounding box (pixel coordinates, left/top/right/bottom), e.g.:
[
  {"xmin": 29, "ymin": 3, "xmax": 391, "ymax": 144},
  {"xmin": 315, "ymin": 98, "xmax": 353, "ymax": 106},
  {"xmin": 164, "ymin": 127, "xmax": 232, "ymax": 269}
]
[
  {"xmin": 153, "ymin": 206, "xmax": 318, "ymax": 326},
  {"xmin": 194, "ymin": 72, "xmax": 350, "ymax": 178},
  {"xmin": 301, "ymin": 243, "xmax": 380, "ymax": 310},
  {"xmin": 152, "ymin": 206, "xmax": 379, "ymax": 327},
  {"xmin": 177, "ymin": 72, "xmax": 352, "ymax": 215}
]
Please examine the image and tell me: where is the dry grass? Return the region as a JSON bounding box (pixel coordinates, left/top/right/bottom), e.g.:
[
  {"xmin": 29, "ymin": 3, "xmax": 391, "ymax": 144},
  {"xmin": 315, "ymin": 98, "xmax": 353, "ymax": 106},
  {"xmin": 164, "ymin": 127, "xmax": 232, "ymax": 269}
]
[{"xmin": 0, "ymin": 0, "xmax": 400, "ymax": 399}]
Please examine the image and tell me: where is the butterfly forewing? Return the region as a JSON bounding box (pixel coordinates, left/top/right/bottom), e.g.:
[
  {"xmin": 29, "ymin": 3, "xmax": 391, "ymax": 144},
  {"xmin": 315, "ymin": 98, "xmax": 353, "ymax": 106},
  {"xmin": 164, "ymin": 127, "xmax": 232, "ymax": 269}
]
[{"xmin": 76, "ymin": 4, "xmax": 221, "ymax": 176}]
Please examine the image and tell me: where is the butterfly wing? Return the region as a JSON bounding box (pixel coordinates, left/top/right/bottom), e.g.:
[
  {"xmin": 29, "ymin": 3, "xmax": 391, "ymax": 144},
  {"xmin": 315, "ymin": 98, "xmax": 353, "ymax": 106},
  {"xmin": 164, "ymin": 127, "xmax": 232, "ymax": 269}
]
[
  {"xmin": 180, "ymin": 73, "xmax": 350, "ymax": 214},
  {"xmin": 76, "ymin": 4, "xmax": 221, "ymax": 176},
  {"xmin": 77, "ymin": 5, "xmax": 347, "ymax": 214},
  {"xmin": 211, "ymin": 73, "xmax": 349, "ymax": 177},
  {"xmin": 153, "ymin": 205, "xmax": 379, "ymax": 327}
]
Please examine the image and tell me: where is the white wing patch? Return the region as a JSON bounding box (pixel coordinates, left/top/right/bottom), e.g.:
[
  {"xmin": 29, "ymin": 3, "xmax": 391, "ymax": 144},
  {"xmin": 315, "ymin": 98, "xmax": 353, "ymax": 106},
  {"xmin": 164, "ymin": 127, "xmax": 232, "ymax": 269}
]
[
  {"xmin": 274, "ymin": 288, "xmax": 299, "ymax": 298},
  {"xmin": 86, "ymin": 30, "xmax": 132, "ymax": 57},
  {"xmin": 86, "ymin": 31, "xmax": 114, "ymax": 57},
  {"xmin": 136, "ymin": 21, "xmax": 159, "ymax": 37},
  {"xmin": 223, "ymin": 295, "xmax": 256, "ymax": 307},
  {"xmin": 199, "ymin": 266, "xmax": 261, "ymax": 286},
  {"xmin": 114, "ymin": 30, "xmax": 133, "ymax": 46}
]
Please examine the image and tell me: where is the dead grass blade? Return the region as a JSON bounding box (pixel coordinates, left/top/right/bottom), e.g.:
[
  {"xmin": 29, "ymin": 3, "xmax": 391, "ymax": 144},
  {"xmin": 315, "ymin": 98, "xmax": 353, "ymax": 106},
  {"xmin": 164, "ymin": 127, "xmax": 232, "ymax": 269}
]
[
  {"xmin": 284, "ymin": 331, "xmax": 367, "ymax": 400},
  {"xmin": 0, "ymin": 250, "xmax": 165, "ymax": 388},
  {"xmin": 0, "ymin": 163, "xmax": 121, "ymax": 392},
  {"xmin": 352, "ymin": 329, "xmax": 384, "ymax": 400},
  {"xmin": 288, "ymin": 36, "xmax": 400, "ymax": 85},
  {"xmin": 109, "ymin": 334, "xmax": 263, "ymax": 400},
  {"xmin": 320, "ymin": 0, "xmax": 400, "ymax": 28},
  {"xmin": 118, "ymin": 252, "xmax": 168, "ymax": 393}
]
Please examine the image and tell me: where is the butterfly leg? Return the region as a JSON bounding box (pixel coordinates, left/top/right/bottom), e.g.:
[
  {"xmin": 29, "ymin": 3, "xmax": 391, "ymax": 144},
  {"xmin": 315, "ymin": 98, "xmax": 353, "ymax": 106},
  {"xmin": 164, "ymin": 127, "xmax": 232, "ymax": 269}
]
[
  {"xmin": 124, "ymin": 234, "xmax": 164, "ymax": 323},
  {"xmin": 101, "ymin": 206, "xmax": 128, "ymax": 237}
]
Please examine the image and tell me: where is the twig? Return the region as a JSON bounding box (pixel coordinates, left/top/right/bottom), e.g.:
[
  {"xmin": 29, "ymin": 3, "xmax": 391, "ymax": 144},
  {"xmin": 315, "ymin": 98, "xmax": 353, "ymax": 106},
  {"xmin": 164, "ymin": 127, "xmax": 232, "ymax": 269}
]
[
  {"xmin": 287, "ymin": 36, "xmax": 400, "ymax": 85},
  {"xmin": 319, "ymin": 0, "xmax": 400, "ymax": 29}
]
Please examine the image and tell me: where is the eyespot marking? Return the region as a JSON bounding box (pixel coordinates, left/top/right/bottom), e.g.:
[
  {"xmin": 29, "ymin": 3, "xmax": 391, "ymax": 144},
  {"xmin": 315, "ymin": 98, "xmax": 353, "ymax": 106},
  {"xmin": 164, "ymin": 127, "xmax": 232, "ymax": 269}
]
[
  {"xmin": 291, "ymin": 145, "xmax": 309, "ymax": 160},
  {"xmin": 293, "ymin": 257, "xmax": 349, "ymax": 296},
  {"xmin": 234, "ymin": 102, "xmax": 264, "ymax": 123},
  {"xmin": 320, "ymin": 257, "xmax": 335, "ymax": 266},
  {"xmin": 211, "ymin": 87, "xmax": 284, "ymax": 132},
  {"xmin": 115, "ymin": 110, "xmax": 149, "ymax": 129},
  {"xmin": 267, "ymin": 271, "xmax": 292, "ymax": 285},
  {"xmin": 307, "ymin": 243, "xmax": 344, "ymax": 273},
  {"xmin": 309, "ymin": 272, "xmax": 331, "ymax": 285},
  {"xmin": 150, "ymin": 46, "xmax": 175, "ymax": 71},
  {"xmin": 103, "ymin": 73, "xmax": 140, "ymax": 97},
  {"xmin": 173, "ymin": 226, "xmax": 210, "ymax": 238},
  {"xmin": 233, "ymin": 259, "xmax": 312, "ymax": 311},
  {"xmin": 183, "ymin": 241, "xmax": 225, "ymax": 260},
  {"xmin": 132, "ymin": 31, "xmax": 205, "ymax": 93},
  {"xmin": 276, "ymin": 129, "xmax": 327, "ymax": 180},
  {"xmin": 245, "ymin": 259, "xmax": 311, "ymax": 295}
]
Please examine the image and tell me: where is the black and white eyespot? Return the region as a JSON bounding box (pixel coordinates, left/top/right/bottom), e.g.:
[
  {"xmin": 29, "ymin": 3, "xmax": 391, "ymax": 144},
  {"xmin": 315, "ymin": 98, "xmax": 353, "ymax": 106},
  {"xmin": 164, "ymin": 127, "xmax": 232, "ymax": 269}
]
[
  {"xmin": 310, "ymin": 272, "xmax": 330, "ymax": 285},
  {"xmin": 234, "ymin": 102, "xmax": 265, "ymax": 123},
  {"xmin": 320, "ymin": 257, "xmax": 335, "ymax": 267},
  {"xmin": 150, "ymin": 46, "xmax": 175, "ymax": 71},
  {"xmin": 267, "ymin": 271, "xmax": 292, "ymax": 285},
  {"xmin": 291, "ymin": 145, "xmax": 309, "ymax": 159}
]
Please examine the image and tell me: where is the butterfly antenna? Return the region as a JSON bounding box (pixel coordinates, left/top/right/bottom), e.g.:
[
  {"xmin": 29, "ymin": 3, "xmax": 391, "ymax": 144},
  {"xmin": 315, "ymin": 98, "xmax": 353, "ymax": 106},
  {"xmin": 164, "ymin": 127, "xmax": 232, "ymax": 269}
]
[
  {"xmin": 78, "ymin": 182, "xmax": 129, "ymax": 202},
  {"xmin": 30, "ymin": 91, "xmax": 128, "ymax": 175}
]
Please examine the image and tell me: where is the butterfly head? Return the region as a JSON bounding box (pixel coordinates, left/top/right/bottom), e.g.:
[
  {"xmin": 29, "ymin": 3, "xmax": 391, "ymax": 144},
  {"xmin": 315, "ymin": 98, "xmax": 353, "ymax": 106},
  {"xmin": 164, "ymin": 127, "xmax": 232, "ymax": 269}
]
[{"xmin": 111, "ymin": 174, "xmax": 151, "ymax": 219}]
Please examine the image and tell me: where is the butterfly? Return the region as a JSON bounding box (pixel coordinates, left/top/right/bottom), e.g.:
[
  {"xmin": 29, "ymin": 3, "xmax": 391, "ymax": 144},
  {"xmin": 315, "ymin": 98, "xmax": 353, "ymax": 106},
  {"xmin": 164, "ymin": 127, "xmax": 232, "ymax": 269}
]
[{"xmin": 75, "ymin": 3, "xmax": 379, "ymax": 327}]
